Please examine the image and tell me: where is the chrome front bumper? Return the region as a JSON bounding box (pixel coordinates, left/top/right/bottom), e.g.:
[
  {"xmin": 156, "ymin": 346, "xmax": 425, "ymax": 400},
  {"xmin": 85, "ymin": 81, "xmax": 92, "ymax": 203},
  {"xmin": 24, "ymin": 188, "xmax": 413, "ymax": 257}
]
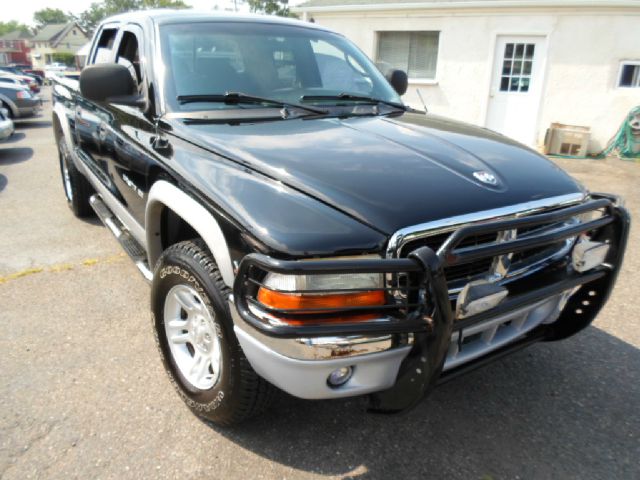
[
  {"xmin": 230, "ymin": 298, "xmax": 413, "ymax": 399},
  {"xmin": 230, "ymin": 290, "xmax": 573, "ymax": 399}
]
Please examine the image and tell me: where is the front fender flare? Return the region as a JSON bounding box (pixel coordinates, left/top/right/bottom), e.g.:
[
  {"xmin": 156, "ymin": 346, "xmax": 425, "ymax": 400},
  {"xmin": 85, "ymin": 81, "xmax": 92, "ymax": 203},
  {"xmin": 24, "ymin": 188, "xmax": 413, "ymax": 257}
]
[
  {"xmin": 145, "ymin": 180, "xmax": 235, "ymax": 287},
  {"xmin": 52, "ymin": 101, "xmax": 76, "ymax": 160}
]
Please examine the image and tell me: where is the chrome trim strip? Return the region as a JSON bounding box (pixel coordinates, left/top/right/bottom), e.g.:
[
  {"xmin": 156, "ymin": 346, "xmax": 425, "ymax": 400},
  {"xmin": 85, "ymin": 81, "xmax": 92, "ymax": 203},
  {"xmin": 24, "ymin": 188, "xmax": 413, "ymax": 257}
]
[
  {"xmin": 386, "ymin": 192, "xmax": 586, "ymax": 259},
  {"xmin": 89, "ymin": 194, "xmax": 154, "ymax": 282}
]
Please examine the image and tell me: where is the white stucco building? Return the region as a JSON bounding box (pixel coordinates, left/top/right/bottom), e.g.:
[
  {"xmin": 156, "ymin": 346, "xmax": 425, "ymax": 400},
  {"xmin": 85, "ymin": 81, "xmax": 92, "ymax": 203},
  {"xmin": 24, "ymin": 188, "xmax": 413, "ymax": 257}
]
[{"xmin": 294, "ymin": 0, "xmax": 640, "ymax": 152}]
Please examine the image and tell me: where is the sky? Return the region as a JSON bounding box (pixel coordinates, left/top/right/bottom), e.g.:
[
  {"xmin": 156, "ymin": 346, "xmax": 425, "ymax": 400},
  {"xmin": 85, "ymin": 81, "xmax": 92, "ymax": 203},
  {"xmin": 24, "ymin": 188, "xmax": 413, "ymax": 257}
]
[{"xmin": 10, "ymin": 0, "xmax": 304, "ymax": 26}]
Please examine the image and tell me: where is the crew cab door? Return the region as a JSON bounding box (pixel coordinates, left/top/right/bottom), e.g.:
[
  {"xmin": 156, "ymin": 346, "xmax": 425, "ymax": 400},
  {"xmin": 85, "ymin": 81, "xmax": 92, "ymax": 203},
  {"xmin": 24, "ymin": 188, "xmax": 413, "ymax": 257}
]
[
  {"xmin": 75, "ymin": 23, "xmax": 160, "ymax": 229},
  {"xmin": 75, "ymin": 25, "xmax": 119, "ymax": 198}
]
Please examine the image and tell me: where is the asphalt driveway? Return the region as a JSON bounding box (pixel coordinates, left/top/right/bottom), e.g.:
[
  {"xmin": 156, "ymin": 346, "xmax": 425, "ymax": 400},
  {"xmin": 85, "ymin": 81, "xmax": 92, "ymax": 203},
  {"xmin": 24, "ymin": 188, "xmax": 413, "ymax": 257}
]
[{"xmin": 1, "ymin": 90, "xmax": 638, "ymax": 479}]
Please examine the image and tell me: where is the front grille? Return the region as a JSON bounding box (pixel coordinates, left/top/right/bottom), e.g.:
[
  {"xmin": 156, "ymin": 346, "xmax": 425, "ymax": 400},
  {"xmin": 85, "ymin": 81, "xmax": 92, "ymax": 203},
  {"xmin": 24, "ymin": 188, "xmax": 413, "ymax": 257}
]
[
  {"xmin": 401, "ymin": 231, "xmax": 498, "ymax": 288},
  {"xmin": 395, "ymin": 216, "xmax": 579, "ymax": 298}
]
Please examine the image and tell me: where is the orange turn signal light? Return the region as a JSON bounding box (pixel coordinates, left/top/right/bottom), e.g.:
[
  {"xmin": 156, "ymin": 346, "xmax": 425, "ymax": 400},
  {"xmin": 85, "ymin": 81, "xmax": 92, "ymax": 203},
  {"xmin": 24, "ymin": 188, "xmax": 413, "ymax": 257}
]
[{"xmin": 257, "ymin": 288, "xmax": 386, "ymax": 312}]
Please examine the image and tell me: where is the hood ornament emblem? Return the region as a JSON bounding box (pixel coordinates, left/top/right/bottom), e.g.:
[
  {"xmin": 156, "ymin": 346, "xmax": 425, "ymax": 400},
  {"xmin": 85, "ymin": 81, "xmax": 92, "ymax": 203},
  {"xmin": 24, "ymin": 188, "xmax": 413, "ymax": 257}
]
[{"xmin": 473, "ymin": 170, "xmax": 498, "ymax": 186}]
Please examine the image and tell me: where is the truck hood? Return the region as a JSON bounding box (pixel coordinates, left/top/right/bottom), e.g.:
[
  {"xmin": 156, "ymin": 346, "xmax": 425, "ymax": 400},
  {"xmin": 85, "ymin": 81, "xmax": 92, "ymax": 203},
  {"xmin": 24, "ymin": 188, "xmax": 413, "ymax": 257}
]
[{"xmin": 174, "ymin": 111, "xmax": 584, "ymax": 235}]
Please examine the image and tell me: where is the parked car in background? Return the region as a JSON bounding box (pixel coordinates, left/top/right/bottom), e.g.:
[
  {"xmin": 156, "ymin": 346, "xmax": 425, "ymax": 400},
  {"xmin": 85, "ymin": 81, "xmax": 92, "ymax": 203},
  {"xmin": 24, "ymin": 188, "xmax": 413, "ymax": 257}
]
[
  {"xmin": 0, "ymin": 73, "xmax": 40, "ymax": 94},
  {"xmin": 0, "ymin": 65, "xmax": 43, "ymax": 86},
  {"xmin": 0, "ymin": 83, "xmax": 41, "ymax": 119},
  {"xmin": 8, "ymin": 64, "xmax": 46, "ymax": 85},
  {"xmin": 0, "ymin": 107, "xmax": 14, "ymax": 141}
]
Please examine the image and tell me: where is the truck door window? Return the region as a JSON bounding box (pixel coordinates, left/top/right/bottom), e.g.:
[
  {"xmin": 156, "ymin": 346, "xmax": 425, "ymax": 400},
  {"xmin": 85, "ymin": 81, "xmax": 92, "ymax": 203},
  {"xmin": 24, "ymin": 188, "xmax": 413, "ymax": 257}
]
[
  {"xmin": 116, "ymin": 31, "xmax": 143, "ymax": 91},
  {"xmin": 93, "ymin": 28, "xmax": 118, "ymax": 64}
]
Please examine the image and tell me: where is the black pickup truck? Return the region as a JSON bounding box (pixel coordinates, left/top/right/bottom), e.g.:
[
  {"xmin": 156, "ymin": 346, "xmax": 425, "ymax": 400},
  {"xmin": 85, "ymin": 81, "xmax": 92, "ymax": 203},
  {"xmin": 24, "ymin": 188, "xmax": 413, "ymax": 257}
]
[{"xmin": 51, "ymin": 10, "xmax": 629, "ymax": 425}]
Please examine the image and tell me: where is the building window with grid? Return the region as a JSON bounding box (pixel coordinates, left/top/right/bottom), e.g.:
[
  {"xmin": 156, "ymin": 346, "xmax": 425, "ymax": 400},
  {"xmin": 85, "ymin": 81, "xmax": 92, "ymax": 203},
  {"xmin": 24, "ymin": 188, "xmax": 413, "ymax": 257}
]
[
  {"xmin": 376, "ymin": 31, "xmax": 439, "ymax": 81},
  {"xmin": 618, "ymin": 62, "xmax": 640, "ymax": 88},
  {"xmin": 500, "ymin": 42, "xmax": 535, "ymax": 93}
]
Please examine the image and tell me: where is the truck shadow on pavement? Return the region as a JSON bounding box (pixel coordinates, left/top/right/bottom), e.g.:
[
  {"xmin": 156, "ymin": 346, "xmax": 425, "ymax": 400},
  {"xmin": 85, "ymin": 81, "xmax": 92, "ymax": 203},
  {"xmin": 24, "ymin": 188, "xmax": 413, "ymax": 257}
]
[
  {"xmin": 79, "ymin": 214, "xmax": 104, "ymax": 227},
  {"xmin": 14, "ymin": 120, "xmax": 52, "ymax": 130},
  {"xmin": 209, "ymin": 326, "xmax": 639, "ymax": 479},
  {"xmin": 0, "ymin": 146, "xmax": 33, "ymax": 165}
]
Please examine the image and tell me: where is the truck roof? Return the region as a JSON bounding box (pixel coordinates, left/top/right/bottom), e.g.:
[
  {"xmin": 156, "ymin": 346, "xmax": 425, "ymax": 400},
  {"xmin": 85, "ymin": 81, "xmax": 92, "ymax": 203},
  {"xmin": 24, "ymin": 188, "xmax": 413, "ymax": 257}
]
[{"xmin": 103, "ymin": 9, "xmax": 331, "ymax": 32}]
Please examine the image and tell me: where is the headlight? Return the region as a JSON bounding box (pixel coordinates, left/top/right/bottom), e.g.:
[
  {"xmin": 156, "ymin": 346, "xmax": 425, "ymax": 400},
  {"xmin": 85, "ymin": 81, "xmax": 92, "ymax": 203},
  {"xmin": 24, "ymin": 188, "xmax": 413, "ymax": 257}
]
[
  {"xmin": 16, "ymin": 90, "xmax": 31, "ymax": 99},
  {"xmin": 257, "ymin": 272, "xmax": 385, "ymax": 312},
  {"xmin": 262, "ymin": 272, "xmax": 382, "ymax": 291}
]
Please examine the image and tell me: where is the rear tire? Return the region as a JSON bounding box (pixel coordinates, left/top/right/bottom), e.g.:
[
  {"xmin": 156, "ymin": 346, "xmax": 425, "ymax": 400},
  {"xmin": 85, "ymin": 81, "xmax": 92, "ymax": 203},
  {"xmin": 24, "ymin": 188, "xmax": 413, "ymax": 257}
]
[
  {"xmin": 151, "ymin": 239, "xmax": 276, "ymax": 426},
  {"xmin": 57, "ymin": 133, "xmax": 93, "ymax": 217}
]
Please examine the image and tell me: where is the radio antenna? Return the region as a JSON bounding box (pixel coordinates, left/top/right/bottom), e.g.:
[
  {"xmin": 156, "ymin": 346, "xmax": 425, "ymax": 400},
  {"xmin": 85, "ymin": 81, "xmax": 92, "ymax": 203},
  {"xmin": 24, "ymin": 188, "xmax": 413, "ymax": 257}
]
[{"xmin": 416, "ymin": 89, "xmax": 428, "ymax": 114}]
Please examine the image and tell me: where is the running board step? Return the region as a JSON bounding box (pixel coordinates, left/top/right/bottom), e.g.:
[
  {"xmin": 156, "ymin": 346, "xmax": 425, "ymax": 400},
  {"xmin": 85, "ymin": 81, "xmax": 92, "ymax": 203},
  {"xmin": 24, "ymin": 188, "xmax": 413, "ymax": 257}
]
[{"xmin": 89, "ymin": 194, "xmax": 153, "ymax": 282}]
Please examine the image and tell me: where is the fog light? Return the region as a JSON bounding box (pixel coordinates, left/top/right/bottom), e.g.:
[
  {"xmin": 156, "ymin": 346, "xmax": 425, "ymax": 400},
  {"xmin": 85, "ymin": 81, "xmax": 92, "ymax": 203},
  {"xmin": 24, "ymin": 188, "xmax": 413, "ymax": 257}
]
[
  {"xmin": 456, "ymin": 279, "xmax": 508, "ymax": 319},
  {"xmin": 572, "ymin": 240, "xmax": 610, "ymax": 272},
  {"xmin": 327, "ymin": 366, "xmax": 353, "ymax": 388}
]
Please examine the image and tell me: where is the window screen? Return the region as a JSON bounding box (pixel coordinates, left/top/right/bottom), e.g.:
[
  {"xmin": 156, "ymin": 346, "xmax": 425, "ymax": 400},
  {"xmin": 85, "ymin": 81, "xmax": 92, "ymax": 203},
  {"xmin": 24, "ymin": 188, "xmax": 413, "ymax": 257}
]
[{"xmin": 377, "ymin": 31, "xmax": 439, "ymax": 79}]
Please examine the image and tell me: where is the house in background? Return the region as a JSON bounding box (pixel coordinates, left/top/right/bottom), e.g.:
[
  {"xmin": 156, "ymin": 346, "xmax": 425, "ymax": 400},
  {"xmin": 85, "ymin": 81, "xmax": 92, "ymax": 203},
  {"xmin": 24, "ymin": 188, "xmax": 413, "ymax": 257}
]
[
  {"xmin": 30, "ymin": 22, "xmax": 90, "ymax": 69},
  {"xmin": 74, "ymin": 42, "xmax": 92, "ymax": 69},
  {"xmin": 294, "ymin": 0, "xmax": 640, "ymax": 152},
  {"xmin": 0, "ymin": 30, "xmax": 32, "ymax": 65}
]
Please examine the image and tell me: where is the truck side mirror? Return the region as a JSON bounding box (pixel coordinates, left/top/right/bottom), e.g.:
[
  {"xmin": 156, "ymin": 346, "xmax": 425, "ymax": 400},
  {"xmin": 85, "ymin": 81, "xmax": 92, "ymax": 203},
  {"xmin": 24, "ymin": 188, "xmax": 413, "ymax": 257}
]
[
  {"xmin": 385, "ymin": 69, "xmax": 408, "ymax": 96},
  {"xmin": 80, "ymin": 63, "xmax": 145, "ymax": 108}
]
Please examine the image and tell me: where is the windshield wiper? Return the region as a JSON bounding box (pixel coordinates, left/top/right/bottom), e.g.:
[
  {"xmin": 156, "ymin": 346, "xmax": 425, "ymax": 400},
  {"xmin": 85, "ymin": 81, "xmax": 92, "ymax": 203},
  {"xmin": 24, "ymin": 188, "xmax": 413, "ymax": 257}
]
[
  {"xmin": 176, "ymin": 92, "xmax": 327, "ymax": 116},
  {"xmin": 300, "ymin": 93, "xmax": 407, "ymax": 111}
]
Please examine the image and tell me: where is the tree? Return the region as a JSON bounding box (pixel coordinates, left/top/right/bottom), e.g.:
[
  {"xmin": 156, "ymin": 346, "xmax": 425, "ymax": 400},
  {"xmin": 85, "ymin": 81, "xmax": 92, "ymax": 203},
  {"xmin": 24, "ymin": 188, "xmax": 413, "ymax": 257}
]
[
  {"xmin": 0, "ymin": 21, "xmax": 30, "ymax": 37},
  {"xmin": 33, "ymin": 8, "xmax": 72, "ymax": 28},
  {"xmin": 79, "ymin": 1, "xmax": 129, "ymax": 34},
  {"xmin": 140, "ymin": 0, "xmax": 189, "ymax": 7},
  {"xmin": 246, "ymin": 0, "xmax": 292, "ymax": 17},
  {"xmin": 51, "ymin": 52, "xmax": 76, "ymax": 66},
  {"xmin": 79, "ymin": 0, "xmax": 188, "ymax": 34}
]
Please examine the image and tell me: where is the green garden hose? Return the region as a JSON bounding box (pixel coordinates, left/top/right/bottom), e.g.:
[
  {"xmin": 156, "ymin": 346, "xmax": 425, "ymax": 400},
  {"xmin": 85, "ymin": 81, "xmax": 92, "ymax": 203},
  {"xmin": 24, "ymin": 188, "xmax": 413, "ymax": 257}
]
[{"xmin": 548, "ymin": 105, "xmax": 640, "ymax": 160}]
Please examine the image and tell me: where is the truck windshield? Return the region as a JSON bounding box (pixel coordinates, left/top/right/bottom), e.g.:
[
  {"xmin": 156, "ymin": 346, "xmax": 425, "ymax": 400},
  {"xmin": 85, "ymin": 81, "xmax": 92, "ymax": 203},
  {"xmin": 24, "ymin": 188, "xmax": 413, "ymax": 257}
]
[{"xmin": 159, "ymin": 22, "xmax": 402, "ymax": 113}]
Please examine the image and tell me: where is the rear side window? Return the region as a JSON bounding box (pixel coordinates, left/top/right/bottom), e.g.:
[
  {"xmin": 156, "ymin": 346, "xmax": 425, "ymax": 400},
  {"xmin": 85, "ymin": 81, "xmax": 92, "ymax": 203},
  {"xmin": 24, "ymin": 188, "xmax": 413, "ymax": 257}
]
[{"xmin": 92, "ymin": 28, "xmax": 118, "ymax": 64}]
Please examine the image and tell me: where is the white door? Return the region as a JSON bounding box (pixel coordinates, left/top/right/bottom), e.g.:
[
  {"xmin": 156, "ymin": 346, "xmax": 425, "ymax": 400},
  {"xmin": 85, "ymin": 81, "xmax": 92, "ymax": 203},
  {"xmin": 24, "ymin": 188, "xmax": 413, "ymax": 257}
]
[{"xmin": 486, "ymin": 36, "xmax": 547, "ymax": 146}]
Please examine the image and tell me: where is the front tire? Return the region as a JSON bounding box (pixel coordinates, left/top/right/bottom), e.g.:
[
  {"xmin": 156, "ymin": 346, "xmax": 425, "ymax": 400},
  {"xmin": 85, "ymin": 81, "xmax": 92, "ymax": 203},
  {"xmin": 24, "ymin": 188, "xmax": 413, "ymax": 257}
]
[
  {"xmin": 151, "ymin": 240, "xmax": 276, "ymax": 426},
  {"xmin": 57, "ymin": 134, "xmax": 93, "ymax": 217}
]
